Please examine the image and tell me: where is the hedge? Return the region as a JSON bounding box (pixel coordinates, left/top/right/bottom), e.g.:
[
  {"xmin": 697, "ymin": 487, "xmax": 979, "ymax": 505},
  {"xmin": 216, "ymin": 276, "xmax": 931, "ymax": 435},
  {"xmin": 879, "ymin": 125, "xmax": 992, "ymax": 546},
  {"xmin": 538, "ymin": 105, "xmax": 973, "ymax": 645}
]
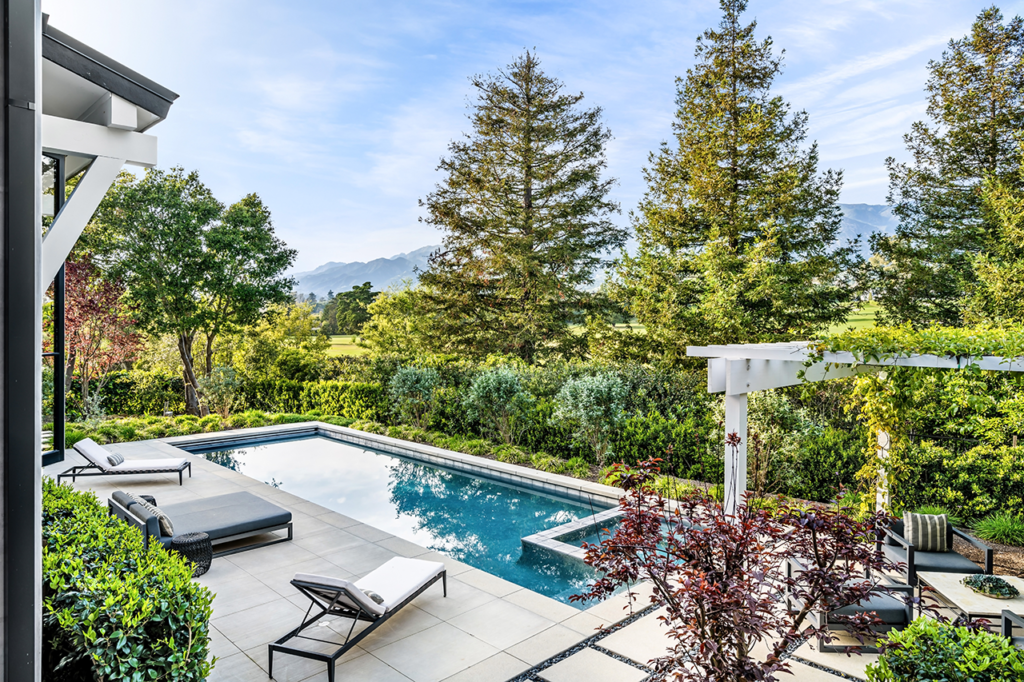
[
  {"xmin": 233, "ymin": 379, "xmax": 387, "ymax": 421},
  {"xmin": 42, "ymin": 479, "xmax": 214, "ymax": 680}
]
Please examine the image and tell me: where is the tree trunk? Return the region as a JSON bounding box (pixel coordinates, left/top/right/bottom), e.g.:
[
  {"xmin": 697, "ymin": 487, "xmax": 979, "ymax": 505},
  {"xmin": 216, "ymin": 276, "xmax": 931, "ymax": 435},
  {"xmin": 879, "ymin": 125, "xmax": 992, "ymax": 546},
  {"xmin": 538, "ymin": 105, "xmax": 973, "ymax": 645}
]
[
  {"xmin": 177, "ymin": 332, "xmax": 202, "ymax": 415},
  {"xmin": 64, "ymin": 348, "xmax": 76, "ymax": 393},
  {"xmin": 204, "ymin": 333, "xmax": 216, "ymax": 378}
]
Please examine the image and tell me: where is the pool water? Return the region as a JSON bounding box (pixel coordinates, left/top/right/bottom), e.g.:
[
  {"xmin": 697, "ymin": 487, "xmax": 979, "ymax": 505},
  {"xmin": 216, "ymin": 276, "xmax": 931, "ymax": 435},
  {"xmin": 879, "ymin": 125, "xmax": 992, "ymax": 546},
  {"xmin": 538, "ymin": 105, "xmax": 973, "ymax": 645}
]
[{"xmin": 192, "ymin": 435, "xmax": 611, "ymax": 606}]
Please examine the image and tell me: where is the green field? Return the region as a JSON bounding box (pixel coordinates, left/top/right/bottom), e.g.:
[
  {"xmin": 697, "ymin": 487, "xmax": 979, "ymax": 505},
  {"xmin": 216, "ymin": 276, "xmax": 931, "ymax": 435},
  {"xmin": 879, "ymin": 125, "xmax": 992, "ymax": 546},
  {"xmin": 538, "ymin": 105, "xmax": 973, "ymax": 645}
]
[
  {"xmin": 327, "ymin": 335, "xmax": 368, "ymax": 357},
  {"xmin": 827, "ymin": 301, "xmax": 880, "ymax": 334}
]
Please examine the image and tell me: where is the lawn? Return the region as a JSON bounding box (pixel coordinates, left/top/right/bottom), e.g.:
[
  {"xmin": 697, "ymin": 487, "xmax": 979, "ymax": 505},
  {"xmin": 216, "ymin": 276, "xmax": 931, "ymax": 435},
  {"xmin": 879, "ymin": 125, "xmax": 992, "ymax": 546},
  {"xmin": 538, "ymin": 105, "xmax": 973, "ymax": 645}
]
[
  {"xmin": 827, "ymin": 301, "xmax": 880, "ymax": 334},
  {"xmin": 327, "ymin": 334, "xmax": 368, "ymax": 357}
]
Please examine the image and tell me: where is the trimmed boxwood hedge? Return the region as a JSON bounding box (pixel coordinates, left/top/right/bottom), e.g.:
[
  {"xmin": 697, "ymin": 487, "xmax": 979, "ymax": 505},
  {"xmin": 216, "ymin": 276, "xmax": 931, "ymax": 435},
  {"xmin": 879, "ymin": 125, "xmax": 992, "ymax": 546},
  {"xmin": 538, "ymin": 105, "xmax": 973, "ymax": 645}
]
[{"xmin": 42, "ymin": 479, "xmax": 214, "ymax": 681}]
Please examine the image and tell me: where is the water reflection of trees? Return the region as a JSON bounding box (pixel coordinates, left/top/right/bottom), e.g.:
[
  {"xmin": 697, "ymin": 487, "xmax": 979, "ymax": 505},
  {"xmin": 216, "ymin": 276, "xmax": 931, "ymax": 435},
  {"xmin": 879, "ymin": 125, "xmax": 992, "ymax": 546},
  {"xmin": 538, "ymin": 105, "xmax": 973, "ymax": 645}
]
[
  {"xmin": 203, "ymin": 449, "xmax": 244, "ymax": 473},
  {"xmin": 385, "ymin": 459, "xmax": 600, "ymax": 598}
]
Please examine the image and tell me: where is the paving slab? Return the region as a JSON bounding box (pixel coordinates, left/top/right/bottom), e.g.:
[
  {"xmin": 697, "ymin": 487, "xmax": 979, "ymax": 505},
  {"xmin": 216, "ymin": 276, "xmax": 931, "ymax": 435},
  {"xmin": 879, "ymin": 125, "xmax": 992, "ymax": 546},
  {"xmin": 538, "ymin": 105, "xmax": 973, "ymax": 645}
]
[
  {"xmin": 439, "ymin": 652, "xmax": 532, "ymax": 682},
  {"xmin": 785, "ymin": 661, "xmax": 848, "ymax": 680},
  {"xmin": 793, "ymin": 639, "xmax": 878, "ymax": 681},
  {"xmin": 447, "ymin": 598, "xmax": 555, "ymax": 649},
  {"xmin": 371, "ymin": 622, "xmax": 500, "ymax": 682},
  {"xmin": 506, "ymin": 624, "xmax": 589, "ymax": 666},
  {"xmin": 599, "ymin": 606, "xmax": 673, "ymax": 666},
  {"xmin": 537, "ymin": 648, "xmax": 648, "ymax": 682}
]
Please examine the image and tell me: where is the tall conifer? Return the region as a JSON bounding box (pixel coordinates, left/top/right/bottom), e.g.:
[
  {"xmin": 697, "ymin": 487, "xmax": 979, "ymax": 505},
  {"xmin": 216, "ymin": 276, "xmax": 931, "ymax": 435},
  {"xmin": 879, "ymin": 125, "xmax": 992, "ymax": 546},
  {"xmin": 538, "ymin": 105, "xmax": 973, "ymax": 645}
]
[
  {"xmin": 873, "ymin": 6, "xmax": 1024, "ymax": 327},
  {"xmin": 418, "ymin": 52, "xmax": 623, "ymax": 364},
  {"xmin": 613, "ymin": 0, "xmax": 858, "ymax": 360}
]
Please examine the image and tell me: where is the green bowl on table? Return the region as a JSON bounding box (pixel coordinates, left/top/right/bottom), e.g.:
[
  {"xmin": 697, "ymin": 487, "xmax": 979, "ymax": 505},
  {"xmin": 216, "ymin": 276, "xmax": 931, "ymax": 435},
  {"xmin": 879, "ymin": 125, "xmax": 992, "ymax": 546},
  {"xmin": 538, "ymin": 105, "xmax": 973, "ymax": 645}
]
[{"xmin": 961, "ymin": 574, "xmax": 1020, "ymax": 600}]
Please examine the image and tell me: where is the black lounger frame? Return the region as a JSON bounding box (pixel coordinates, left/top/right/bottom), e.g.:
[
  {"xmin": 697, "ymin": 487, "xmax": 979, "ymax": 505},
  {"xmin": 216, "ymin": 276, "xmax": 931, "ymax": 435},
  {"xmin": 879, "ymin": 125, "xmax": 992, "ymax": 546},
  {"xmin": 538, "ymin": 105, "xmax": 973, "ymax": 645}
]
[
  {"xmin": 107, "ymin": 496, "xmax": 293, "ymax": 556},
  {"xmin": 269, "ymin": 570, "xmax": 447, "ymax": 682},
  {"xmin": 59, "ymin": 460, "xmax": 192, "ymax": 485}
]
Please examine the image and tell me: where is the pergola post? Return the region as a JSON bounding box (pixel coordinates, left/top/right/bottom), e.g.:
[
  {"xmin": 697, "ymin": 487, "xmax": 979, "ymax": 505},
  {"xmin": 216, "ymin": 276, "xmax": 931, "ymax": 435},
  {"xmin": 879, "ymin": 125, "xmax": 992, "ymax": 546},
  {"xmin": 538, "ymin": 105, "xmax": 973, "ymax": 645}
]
[
  {"xmin": 723, "ymin": 392, "xmax": 748, "ymax": 517},
  {"xmin": 875, "ymin": 431, "xmax": 891, "ymax": 512}
]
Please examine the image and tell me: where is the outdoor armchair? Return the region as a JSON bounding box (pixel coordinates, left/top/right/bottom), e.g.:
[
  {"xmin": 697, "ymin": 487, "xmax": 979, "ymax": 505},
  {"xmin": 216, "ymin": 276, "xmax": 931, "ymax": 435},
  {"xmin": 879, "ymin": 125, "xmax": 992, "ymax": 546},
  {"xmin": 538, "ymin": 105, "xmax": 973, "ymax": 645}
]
[
  {"xmin": 1003, "ymin": 610, "xmax": 1024, "ymax": 649},
  {"xmin": 59, "ymin": 438, "xmax": 191, "ymax": 485},
  {"xmin": 878, "ymin": 517, "xmax": 992, "ymax": 586},
  {"xmin": 785, "ymin": 557, "xmax": 915, "ymax": 653},
  {"xmin": 269, "ymin": 557, "xmax": 447, "ymax": 682}
]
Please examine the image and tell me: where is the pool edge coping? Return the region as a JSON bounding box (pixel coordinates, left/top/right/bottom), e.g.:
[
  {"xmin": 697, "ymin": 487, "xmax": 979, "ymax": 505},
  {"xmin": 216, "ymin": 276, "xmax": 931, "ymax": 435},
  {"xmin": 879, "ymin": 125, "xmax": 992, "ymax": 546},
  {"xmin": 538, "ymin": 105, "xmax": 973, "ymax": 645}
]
[{"xmin": 159, "ymin": 421, "xmax": 625, "ymax": 507}]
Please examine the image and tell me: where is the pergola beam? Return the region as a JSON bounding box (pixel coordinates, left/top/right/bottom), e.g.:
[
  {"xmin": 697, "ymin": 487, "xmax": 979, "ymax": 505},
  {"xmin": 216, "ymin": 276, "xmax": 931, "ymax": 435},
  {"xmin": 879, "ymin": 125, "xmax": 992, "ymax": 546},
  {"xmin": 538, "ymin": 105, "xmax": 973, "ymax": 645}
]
[{"xmin": 689, "ymin": 341, "xmax": 1024, "ymax": 517}]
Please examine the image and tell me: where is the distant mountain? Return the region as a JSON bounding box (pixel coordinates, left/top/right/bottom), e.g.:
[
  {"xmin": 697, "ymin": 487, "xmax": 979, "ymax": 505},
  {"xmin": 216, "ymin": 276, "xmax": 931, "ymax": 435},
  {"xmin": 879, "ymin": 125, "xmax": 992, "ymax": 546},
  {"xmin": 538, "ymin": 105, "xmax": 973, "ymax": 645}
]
[
  {"xmin": 292, "ymin": 245, "xmax": 439, "ymax": 297},
  {"xmin": 838, "ymin": 203, "xmax": 898, "ymax": 257}
]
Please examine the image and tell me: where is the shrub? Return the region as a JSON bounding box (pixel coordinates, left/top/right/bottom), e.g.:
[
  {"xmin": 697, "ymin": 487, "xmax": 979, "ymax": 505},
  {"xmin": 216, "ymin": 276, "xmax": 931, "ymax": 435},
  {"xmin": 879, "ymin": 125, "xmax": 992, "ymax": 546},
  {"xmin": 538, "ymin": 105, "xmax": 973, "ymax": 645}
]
[
  {"xmin": 913, "ymin": 505, "xmax": 964, "ymax": 528},
  {"xmin": 896, "ymin": 442, "xmax": 1024, "ymax": 520},
  {"xmin": 95, "ymin": 369, "xmax": 186, "ymax": 416},
  {"xmin": 198, "ymin": 365, "xmax": 239, "ymax": 417},
  {"xmin": 610, "ymin": 411, "xmax": 720, "ymax": 481},
  {"xmin": 388, "ymin": 367, "xmax": 440, "ymax": 428},
  {"xmin": 787, "ymin": 426, "xmax": 866, "ymax": 503},
  {"xmin": 973, "ymin": 512, "xmax": 1024, "ymax": 547},
  {"xmin": 463, "ymin": 368, "xmax": 534, "ymax": 445},
  {"xmin": 42, "ymin": 479, "xmax": 214, "ymax": 680},
  {"xmin": 579, "ymin": 459, "xmax": 902, "ymax": 682},
  {"xmin": 866, "ymin": 617, "xmax": 1024, "ymax": 681},
  {"xmin": 552, "ymin": 373, "xmax": 627, "ymax": 465}
]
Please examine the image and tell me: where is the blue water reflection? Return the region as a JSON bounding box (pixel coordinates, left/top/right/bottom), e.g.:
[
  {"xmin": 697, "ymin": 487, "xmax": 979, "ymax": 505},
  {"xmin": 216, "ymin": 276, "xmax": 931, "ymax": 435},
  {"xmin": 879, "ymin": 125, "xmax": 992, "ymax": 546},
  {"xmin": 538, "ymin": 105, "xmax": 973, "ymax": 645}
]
[{"xmin": 194, "ymin": 435, "xmax": 610, "ymax": 606}]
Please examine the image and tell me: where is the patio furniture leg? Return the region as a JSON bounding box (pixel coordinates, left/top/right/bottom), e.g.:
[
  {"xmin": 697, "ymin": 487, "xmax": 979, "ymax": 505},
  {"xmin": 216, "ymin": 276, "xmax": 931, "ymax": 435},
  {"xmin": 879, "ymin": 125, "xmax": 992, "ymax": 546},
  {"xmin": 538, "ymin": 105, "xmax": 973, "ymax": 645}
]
[
  {"xmin": 443, "ymin": 570, "xmax": 447, "ymax": 597},
  {"xmin": 328, "ymin": 660, "xmax": 335, "ymax": 682},
  {"xmin": 269, "ymin": 648, "xmax": 274, "ymax": 680}
]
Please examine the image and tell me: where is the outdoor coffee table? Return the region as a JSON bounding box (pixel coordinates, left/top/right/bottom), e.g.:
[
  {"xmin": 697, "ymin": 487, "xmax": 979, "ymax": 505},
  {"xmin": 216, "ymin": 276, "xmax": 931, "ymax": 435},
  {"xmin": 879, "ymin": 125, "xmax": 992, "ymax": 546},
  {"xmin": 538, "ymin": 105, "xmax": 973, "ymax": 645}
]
[{"xmin": 918, "ymin": 571, "xmax": 1024, "ymax": 621}]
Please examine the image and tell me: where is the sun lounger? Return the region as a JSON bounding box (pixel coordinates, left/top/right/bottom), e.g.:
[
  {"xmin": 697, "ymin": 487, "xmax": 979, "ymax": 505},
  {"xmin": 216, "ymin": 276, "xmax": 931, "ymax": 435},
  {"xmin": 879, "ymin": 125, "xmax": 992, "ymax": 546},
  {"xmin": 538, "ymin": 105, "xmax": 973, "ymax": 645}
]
[
  {"xmin": 58, "ymin": 438, "xmax": 191, "ymax": 485},
  {"xmin": 269, "ymin": 557, "xmax": 447, "ymax": 682},
  {"xmin": 108, "ymin": 490, "xmax": 292, "ymax": 556}
]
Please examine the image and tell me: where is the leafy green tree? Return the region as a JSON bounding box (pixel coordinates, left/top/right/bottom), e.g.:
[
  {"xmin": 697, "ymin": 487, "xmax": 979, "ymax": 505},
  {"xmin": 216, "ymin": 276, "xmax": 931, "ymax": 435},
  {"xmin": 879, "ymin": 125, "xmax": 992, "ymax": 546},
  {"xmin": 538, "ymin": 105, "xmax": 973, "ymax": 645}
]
[
  {"xmin": 964, "ymin": 148, "xmax": 1024, "ymax": 324},
  {"xmin": 552, "ymin": 373, "xmax": 626, "ymax": 465},
  {"xmin": 99, "ymin": 168, "xmax": 295, "ymax": 412},
  {"xmin": 612, "ymin": 0, "xmax": 859, "ymax": 360},
  {"xmin": 359, "ymin": 282, "xmax": 439, "ymax": 356},
  {"xmin": 322, "ymin": 282, "xmax": 377, "ymax": 335},
  {"xmin": 230, "ymin": 302, "xmax": 330, "ymax": 381},
  {"xmin": 418, "ymin": 51, "xmax": 624, "ymax": 364},
  {"xmin": 873, "ymin": 6, "xmax": 1024, "ymax": 327}
]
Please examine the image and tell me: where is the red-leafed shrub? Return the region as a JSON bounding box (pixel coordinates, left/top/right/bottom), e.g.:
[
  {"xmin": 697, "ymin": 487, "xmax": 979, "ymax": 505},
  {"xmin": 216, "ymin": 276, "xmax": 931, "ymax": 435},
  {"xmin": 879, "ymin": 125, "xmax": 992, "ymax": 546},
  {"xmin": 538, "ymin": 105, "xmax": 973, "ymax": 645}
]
[{"xmin": 575, "ymin": 454, "xmax": 907, "ymax": 682}]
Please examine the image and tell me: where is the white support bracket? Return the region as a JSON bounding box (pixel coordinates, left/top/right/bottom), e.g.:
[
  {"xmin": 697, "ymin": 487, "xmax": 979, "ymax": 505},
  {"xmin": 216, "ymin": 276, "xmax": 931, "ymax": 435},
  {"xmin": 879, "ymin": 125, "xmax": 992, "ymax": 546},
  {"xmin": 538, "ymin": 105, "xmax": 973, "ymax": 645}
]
[
  {"xmin": 42, "ymin": 114, "xmax": 156, "ymax": 167},
  {"xmin": 41, "ymin": 156, "xmax": 123, "ymax": 283}
]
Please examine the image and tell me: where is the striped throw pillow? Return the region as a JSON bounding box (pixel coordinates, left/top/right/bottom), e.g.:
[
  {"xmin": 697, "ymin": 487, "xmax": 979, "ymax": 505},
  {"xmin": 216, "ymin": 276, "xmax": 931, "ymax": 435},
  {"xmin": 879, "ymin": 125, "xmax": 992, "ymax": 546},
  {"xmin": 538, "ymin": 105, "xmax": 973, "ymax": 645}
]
[{"xmin": 903, "ymin": 512, "xmax": 949, "ymax": 552}]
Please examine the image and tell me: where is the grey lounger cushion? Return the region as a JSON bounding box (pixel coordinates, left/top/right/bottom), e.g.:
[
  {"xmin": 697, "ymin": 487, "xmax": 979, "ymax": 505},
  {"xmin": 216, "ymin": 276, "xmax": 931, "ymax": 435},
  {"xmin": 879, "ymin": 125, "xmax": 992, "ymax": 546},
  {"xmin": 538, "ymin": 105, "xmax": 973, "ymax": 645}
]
[
  {"xmin": 882, "ymin": 544, "xmax": 983, "ymax": 574},
  {"xmin": 160, "ymin": 492, "xmax": 292, "ymax": 542}
]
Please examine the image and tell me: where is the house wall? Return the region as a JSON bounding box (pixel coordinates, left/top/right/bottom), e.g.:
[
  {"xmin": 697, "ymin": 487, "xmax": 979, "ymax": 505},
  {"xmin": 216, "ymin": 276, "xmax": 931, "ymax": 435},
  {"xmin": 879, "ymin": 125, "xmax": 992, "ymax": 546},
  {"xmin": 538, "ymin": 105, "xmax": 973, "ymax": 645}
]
[{"xmin": 3, "ymin": 0, "xmax": 44, "ymax": 679}]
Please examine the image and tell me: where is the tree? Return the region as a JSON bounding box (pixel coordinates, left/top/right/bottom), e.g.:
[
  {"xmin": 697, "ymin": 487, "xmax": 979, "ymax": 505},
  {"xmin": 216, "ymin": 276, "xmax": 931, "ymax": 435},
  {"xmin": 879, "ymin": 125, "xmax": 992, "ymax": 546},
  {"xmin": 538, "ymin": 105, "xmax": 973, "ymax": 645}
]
[
  {"xmin": 62, "ymin": 255, "xmax": 143, "ymax": 415},
  {"xmin": 964, "ymin": 147, "xmax": 1024, "ymax": 324},
  {"xmin": 578, "ymin": 460, "xmax": 906, "ymax": 682},
  {"xmin": 873, "ymin": 6, "xmax": 1024, "ymax": 327},
  {"xmin": 99, "ymin": 168, "xmax": 295, "ymax": 413},
  {"xmin": 230, "ymin": 302, "xmax": 330, "ymax": 381},
  {"xmin": 552, "ymin": 373, "xmax": 627, "ymax": 464},
  {"xmin": 322, "ymin": 281, "xmax": 377, "ymax": 335},
  {"xmin": 418, "ymin": 51, "xmax": 624, "ymax": 364},
  {"xmin": 359, "ymin": 282, "xmax": 440, "ymax": 356},
  {"xmin": 612, "ymin": 0, "xmax": 859, "ymax": 361}
]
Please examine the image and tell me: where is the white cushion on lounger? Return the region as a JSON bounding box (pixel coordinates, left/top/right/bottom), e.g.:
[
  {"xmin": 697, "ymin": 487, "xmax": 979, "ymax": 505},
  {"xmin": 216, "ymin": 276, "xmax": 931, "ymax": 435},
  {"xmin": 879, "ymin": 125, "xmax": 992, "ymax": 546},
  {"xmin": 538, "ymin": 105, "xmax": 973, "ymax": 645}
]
[
  {"xmin": 74, "ymin": 438, "xmax": 114, "ymax": 471},
  {"xmin": 109, "ymin": 458, "xmax": 187, "ymax": 472},
  {"xmin": 294, "ymin": 573, "xmax": 386, "ymax": 617},
  {"xmin": 355, "ymin": 557, "xmax": 445, "ymax": 612}
]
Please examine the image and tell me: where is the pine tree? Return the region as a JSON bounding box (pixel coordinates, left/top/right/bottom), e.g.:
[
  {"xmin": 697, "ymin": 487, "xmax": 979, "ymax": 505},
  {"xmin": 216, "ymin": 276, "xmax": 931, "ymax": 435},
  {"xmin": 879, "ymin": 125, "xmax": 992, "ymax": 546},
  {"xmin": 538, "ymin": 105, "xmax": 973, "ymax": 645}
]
[
  {"xmin": 418, "ymin": 51, "xmax": 623, "ymax": 364},
  {"xmin": 873, "ymin": 6, "xmax": 1024, "ymax": 327},
  {"xmin": 964, "ymin": 148, "xmax": 1024, "ymax": 324},
  {"xmin": 613, "ymin": 0, "xmax": 858, "ymax": 361}
]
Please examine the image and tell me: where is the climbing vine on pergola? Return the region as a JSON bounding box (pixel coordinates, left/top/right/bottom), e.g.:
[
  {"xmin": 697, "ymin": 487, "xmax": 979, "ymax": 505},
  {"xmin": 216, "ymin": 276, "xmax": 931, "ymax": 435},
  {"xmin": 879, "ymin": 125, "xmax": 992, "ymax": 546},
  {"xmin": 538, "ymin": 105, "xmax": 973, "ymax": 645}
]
[{"xmin": 688, "ymin": 324, "xmax": 1024, "ymax": 516}]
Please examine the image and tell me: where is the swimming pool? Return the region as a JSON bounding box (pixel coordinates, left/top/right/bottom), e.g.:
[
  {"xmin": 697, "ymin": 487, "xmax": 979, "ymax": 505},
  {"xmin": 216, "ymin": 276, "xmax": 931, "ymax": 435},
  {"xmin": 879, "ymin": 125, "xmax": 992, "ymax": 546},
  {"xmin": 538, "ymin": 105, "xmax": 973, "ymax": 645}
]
[{"xmin": 187, "ymin": 434, "xmax": 612, "ymax": 606}]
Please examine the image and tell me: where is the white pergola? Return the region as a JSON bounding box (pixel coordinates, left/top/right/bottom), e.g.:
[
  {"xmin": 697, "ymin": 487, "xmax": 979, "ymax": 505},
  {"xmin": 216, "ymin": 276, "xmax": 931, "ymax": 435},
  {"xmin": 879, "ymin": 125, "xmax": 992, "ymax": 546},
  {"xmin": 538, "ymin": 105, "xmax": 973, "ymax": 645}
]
[{"xmin": 687, "ymin": 342, "xmax": 1024, "ymax": 516}]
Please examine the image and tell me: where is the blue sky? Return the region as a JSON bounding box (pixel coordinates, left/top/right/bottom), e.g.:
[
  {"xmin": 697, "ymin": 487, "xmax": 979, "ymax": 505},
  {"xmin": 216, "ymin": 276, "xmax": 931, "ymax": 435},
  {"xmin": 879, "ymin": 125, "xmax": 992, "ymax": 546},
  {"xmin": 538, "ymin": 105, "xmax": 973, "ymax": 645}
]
[{"xmin": 43, "ymin": 0, "xmax": 1024, "ymax": 271}]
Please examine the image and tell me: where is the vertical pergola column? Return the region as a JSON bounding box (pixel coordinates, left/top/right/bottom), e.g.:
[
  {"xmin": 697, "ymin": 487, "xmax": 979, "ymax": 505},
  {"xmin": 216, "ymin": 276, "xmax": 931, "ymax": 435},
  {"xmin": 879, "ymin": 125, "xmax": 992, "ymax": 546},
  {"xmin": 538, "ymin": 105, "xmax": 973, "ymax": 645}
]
[{"xmin": 723, "ymin": 390, "xmax": 747, "ymax": 517}]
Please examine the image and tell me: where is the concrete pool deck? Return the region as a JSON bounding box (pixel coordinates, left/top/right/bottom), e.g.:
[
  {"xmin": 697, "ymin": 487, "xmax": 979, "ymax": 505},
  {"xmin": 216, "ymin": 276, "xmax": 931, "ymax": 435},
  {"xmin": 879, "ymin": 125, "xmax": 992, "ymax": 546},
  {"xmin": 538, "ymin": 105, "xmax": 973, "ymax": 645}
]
[
  {"xmin": 44, "ymin": 435, "xmax": 662, "ymax": 682},
  {"xmin": 44, "ymin": 429, "xmax": 868, "ymax": 681}
]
